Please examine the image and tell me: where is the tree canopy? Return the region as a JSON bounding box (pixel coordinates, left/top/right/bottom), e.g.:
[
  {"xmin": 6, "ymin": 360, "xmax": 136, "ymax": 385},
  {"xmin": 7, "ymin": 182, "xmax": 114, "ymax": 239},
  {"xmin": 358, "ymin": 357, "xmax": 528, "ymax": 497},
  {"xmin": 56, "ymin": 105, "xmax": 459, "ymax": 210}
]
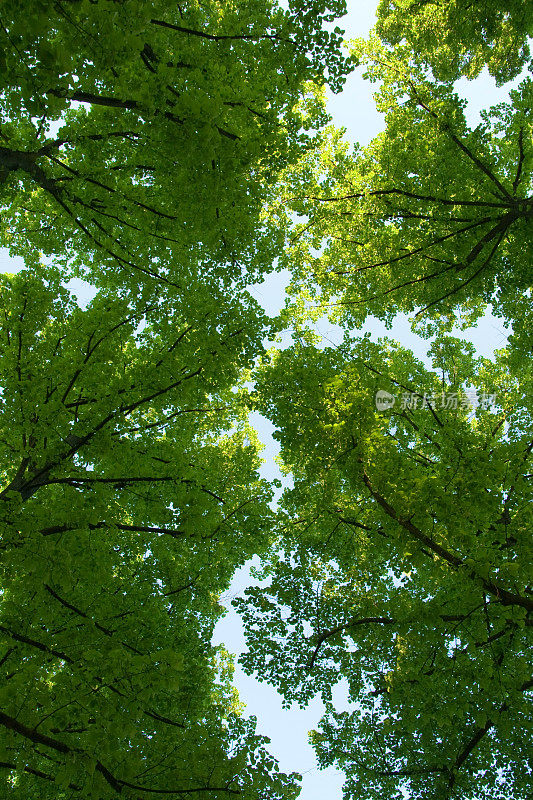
[
  {"xmin": 238, "ymin": 331, "xmax": 532, "ymax": 799},
  {"xmin": 375, "ymin": 0, "xmax": 532, "ymax": 83},
  {"xmin": 0, "ymin": 265, "xmax": 297, "ymax": 798},
  {"xmin": 1, "ymin": 2, "xmax": 532, "ymax": 800},
  {"xmin": 271, "ymin": 34, "xmax": 532, "ymax": 332},
  {"xmin": 238, "ymin": 1, "xmax": 531, "ymax": 798},
  {"xmin": 0, "ymin": 0, "xmax": 348, "ymax": 295},
  {"xmin": 0, "ymin": 1, "xmax": 350, "ymax": 797}
]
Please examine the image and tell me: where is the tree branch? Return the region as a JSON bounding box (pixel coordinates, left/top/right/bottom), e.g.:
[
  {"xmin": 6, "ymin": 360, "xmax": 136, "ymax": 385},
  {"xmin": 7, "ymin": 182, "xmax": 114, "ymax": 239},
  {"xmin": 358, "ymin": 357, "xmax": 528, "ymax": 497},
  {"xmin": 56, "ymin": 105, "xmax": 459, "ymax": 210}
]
[
  {"xmin": 361, "ymin": 470, "xmax": 533, "ymax": 612},
  {"xmin": 0, "ymin": 625, "xmax": 73, "ymax": 664},
  {"xmin": 149, "ymin": 18, "xmax": 280, "ymax": 43},
  {"xmin": 308, "ymin": 617, "xmax": 394, "ymax": 671}
]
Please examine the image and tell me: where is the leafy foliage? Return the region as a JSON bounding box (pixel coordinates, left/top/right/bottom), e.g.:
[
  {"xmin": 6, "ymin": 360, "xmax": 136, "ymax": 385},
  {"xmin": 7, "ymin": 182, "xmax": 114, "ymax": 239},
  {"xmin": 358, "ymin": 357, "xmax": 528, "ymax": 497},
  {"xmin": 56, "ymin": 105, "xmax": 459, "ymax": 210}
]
[
  {"xmin": 1, "ymin": 2, "xmax": 532, "ymax": 799},
  {"xmin": 239, "ymin": 334, "xmax": 532, "ymax": 799},
  {"xmin": 0, "ymin": 267, "xmax": 302, "ymax": 798},
  {"xmin": 0, "ymin": 0, "xmax": 349, "ymax": 293},
  {"xmin": 235, "ymin": 5, "xmax": 533, "ymax": 799},
  {"xmin": 271, "ymin": 38, "xmax": 533, "ymax": 330},
  {"xmin": 0, "ymin": 1, "xmax": 352, "ymax": 797},
  {"xmin": 376, "ymin": 0, "xmax": 532, "ymax": 83}
]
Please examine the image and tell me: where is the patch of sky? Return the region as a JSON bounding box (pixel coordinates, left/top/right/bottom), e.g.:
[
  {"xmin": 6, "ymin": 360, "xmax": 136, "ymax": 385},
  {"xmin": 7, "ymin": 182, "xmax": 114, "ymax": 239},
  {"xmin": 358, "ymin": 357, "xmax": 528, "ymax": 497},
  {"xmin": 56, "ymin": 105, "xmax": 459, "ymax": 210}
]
[
  {"xmin": 454, "ymin": 64, "xmax": 531, "ymax": 130},
  {"xmin": 213, "ymin": 558, "xmax": 347, "ymax": 799},
  {"xmin": 0, "ymin": 248, "xmax": 98, "ymax": 309}
]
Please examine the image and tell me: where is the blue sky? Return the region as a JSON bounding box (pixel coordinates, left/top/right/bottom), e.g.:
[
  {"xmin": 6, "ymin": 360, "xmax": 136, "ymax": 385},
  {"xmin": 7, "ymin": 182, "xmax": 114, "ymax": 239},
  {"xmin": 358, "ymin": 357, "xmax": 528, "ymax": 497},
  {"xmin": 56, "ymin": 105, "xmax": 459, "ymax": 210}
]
[{"xmin": 0, "ymin": 2, "xmax": 525, "ymax": 796}]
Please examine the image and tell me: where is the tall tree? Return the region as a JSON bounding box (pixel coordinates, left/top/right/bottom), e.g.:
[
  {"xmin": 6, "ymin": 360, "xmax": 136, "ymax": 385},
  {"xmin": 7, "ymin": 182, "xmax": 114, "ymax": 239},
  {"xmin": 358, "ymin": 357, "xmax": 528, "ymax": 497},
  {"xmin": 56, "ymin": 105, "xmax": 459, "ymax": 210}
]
[
  {"xmin": 238, "ymin": 334, "xmax": 532, "ymax": 799},
  {"xmin": 0, "ymin": 0, "xmax": 349, "ymax": 295},
  {"xmin": 375, "ymin": 0, "xmax": 532, "ymax": 83},
  {"xmin": 271, "ymin": 39, "xmax": 532, "ymax": 332},
  {"xmin": 0, "ymin": 267, "xmax": 301, "ymax": 798},
  {"xmin": 0, "ymin": 2, "xmax": 351, "ymax": 796},
  {"xmin": 237, "ymin": 4, "xmax": 533, "ymax": 798}
]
